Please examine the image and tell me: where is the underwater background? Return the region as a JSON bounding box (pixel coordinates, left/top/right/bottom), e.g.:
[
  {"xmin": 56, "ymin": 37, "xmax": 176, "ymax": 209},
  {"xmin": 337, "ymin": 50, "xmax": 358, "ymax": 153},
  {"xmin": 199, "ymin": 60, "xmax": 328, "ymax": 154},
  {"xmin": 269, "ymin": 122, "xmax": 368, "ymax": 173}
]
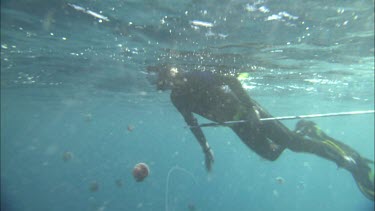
[{"xmin": 1, "ymin": 0, "xmax": 374, "ymax": 210}]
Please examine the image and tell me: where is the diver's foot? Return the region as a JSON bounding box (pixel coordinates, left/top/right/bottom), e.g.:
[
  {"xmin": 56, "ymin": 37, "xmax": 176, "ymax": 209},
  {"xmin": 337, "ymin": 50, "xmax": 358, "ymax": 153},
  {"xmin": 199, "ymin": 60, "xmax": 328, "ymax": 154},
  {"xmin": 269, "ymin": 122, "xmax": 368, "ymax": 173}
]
[{"xmin": 351, "ymin": 159, "xmax": 374, "ymax": 201}]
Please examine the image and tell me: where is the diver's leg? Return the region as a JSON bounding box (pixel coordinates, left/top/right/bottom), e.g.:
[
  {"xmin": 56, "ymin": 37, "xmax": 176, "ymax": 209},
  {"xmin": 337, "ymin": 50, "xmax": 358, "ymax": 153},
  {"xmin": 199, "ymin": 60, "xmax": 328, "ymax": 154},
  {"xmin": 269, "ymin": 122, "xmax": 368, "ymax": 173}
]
[
  {"xmin": 229, "ymin": 106, "xmax": 286, "ymax": 161},
  {"xmin": 231, "ymin": 122, "xmax": 285, "ymax": 161},
  {"xmin": 291, "ymin": 120, "xmax": 363, "ymax": 169},
  {"xmin": 258, "ymin": 118, "xmax": 356, "ymax": 167},
  {"xmin": 290, "ymin": 120, "xmax": 374, "ymax": 200}
]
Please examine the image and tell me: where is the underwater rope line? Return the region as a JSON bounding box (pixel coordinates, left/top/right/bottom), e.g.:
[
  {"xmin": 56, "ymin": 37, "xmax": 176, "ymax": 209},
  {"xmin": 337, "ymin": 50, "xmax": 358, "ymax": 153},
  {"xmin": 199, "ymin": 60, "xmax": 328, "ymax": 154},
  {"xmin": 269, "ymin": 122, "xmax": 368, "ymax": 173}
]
[
  {"xmin": 165, "ymin": 166, "xmax": 197, "ymax": 211},
  {"xmin": 189, "ymin": 110, "xmax": 375, "ymax": 128}
]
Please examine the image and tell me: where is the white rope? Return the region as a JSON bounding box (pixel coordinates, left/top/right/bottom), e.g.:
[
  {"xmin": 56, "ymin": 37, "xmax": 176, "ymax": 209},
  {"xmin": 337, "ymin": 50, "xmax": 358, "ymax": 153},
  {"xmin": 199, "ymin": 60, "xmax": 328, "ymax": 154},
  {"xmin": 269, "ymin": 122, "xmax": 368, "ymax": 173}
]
[
  {"xmin": 260, "ymin": 110, "xmax": 375, "ymax": 121},
  {"xmin": 165, "ymin": 166, "xmax": 196, "ymax": 211},
  {"xmin": 189, "ymin": 110, "xmax": 375, "ymax": 128}
]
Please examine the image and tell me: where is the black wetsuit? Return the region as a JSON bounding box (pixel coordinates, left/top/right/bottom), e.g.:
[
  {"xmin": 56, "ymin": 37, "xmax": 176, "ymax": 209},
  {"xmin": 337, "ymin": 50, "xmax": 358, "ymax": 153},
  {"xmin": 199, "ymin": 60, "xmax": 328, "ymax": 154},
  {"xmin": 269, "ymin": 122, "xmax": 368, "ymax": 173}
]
[
  {"xmin": 163, "ymin": 70, "xmax": 373, "ymax": 200},
  {"xmin": 170, "ymin": 71, "xmax": 363, "ymax": 166}
]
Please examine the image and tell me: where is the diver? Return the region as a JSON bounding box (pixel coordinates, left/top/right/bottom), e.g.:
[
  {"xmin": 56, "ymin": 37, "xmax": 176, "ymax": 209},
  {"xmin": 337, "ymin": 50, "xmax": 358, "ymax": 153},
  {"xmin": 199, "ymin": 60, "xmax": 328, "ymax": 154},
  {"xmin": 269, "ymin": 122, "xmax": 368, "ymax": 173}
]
[{"xmin": 146, "ymin": 64, "xmax": 374, "ymax": 200}]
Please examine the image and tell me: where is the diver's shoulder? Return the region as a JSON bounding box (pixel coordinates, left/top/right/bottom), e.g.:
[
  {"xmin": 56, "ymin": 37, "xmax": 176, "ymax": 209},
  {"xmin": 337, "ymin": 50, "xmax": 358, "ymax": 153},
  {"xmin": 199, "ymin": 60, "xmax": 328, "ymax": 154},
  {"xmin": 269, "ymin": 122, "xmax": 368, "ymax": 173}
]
[{"xmin": 184, "ymin": 71, "xmax": 221, "ymax": 80}]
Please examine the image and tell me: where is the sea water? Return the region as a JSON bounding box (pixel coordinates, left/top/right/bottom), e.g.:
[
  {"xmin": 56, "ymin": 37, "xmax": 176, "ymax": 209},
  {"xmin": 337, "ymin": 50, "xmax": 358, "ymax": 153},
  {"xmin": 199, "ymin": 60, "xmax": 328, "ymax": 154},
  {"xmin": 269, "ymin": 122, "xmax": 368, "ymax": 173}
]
[{"xmin": 1, "ymin": 0, "xmax": 374, "ymax": 210}]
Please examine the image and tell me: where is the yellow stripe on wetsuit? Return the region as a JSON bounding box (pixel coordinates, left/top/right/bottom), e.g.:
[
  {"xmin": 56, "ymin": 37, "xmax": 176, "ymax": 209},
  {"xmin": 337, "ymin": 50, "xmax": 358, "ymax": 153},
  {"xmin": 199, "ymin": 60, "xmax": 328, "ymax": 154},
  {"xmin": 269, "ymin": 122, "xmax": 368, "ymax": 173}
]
[
  {"xmin": 322, "ymin": 140, "xmax": 347, "ymax": 157},
  {"xmin": 358, "ymin": 182, "xmax": 374, "ymax": 200},
  {"xmin": 311, "ymin": 125, "xmax": 348, "ymax": 157}
]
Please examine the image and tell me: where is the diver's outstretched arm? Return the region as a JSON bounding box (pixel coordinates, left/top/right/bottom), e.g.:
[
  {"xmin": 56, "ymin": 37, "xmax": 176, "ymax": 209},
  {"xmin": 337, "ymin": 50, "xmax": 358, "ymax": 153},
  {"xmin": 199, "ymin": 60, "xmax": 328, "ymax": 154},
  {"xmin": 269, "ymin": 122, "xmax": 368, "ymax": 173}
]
[
  {"xmin": 181, "ymin": 110, "xmax": 214, "ymax": 172},
  {"xmin": 171, "ymin": 95, "xmax": 214, "ymax": 171}
]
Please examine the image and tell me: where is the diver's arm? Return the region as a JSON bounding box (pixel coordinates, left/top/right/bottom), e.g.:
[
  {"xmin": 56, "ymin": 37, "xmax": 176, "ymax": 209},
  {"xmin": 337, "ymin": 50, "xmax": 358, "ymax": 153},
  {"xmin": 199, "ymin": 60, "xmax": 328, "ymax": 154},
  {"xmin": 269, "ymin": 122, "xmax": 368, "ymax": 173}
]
[
  {"xmin": 171, "ymin": 92, "xmax": 214, "ymax": 171},
  {"xmin": 176, "ymin": 106, "xmax": 211, "ymax": 152},
  {"xmin": 170, "ymin": 90, "xmax": 210, "ymax": 152},
  {"xmin": 180, "ymin": 110, "xmax": 214, "ymax": 172}
]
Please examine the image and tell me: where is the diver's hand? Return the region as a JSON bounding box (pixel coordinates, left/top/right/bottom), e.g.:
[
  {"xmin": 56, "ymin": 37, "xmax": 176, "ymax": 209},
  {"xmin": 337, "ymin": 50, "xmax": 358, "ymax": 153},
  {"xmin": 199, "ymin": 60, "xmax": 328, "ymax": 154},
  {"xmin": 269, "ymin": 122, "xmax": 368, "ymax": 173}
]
[{"xmin": 204, "ymin": 148, "xmax": 214, "ymax": 172}]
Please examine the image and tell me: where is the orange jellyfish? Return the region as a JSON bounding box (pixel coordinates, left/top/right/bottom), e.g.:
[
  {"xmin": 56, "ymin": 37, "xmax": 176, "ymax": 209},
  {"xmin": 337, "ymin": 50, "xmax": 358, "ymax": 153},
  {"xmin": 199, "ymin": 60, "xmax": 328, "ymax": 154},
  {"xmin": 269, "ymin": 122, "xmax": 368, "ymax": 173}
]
[{"xmin": 133, "ymin": 163, "xmax": 149, "ymax": 182}]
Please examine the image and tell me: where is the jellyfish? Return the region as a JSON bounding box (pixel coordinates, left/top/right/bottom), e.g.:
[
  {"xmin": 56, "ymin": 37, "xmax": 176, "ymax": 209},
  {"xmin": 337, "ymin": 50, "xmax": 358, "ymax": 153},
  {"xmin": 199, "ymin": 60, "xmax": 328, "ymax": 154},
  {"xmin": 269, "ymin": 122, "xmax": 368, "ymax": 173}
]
[{"xmin": 133, "ymin": 163, "xmax": 149, "ymax": 182}]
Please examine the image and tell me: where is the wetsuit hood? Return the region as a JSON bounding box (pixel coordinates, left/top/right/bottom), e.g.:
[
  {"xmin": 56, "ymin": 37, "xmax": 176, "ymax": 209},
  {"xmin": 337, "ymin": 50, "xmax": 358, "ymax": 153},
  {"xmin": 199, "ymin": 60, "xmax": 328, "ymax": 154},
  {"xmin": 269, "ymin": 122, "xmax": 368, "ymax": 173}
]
[{"xmin": 146, "ymin": 64, "xmax": 180, "ymax": 90}]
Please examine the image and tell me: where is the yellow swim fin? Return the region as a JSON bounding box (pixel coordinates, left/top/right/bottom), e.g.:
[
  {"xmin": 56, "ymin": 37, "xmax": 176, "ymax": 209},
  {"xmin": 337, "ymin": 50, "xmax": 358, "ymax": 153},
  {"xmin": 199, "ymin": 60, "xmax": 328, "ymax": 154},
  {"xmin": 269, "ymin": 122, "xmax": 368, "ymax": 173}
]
[{"xmin": 353, "ymin": 161, "xmax": 374, "ymax": 201}]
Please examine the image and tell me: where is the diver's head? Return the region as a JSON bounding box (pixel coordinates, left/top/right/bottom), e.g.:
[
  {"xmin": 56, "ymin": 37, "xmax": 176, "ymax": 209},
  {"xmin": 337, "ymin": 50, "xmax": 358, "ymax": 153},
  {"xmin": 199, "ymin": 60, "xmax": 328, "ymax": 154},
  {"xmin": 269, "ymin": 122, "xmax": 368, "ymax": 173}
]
[{"xmin": 146, "ymin": 65, "xmax": 180, "ymax": 91}]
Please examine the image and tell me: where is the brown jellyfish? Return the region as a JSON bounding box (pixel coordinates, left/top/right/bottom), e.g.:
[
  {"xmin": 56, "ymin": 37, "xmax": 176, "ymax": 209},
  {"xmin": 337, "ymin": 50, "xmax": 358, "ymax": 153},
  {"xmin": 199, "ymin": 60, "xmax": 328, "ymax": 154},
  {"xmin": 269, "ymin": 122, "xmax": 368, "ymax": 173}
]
[{"xmin": 132, "ymin": 163, "xmax": 149, "ymax": 182}]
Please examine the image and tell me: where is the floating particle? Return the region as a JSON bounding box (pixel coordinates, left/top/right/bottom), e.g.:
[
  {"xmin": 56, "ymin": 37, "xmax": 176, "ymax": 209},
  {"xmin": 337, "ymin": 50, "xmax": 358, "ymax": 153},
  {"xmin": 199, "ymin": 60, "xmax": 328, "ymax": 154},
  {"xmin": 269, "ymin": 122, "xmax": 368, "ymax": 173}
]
[
  {"xmin": 273, "ymin": 189, "xmax": 279, "ymax": 197},
  {"xmin": 188, "ymin": 203, "xmax": 196, "ymax": 211},
  {"xmin": 84, "ymin": 113, "xmax": 93, "ymax": 122},
  {"xmin": 275, "ymin": 176, "xmax": 285, "ymax": 184},
  {"xmin": 62, "ymin": 151, "xmax": 74, "ymax": 162},
  {"xmin": 303, "ymin": 161, "xmax": 312, "ymax": 170},
  {"xmin": 127, "ymin": 125, "xmax": 135, "ymax": 132},
  {"xmin": 89, "ymin": 181, "xmax": 99, "ymax": 192},
  {"xmin": 115, "ymin": 179, "xmax": 123, "ymax": 187},
  {"xmin": 297, "ymin": 181, "xmax": 306, "ymax": 190}
]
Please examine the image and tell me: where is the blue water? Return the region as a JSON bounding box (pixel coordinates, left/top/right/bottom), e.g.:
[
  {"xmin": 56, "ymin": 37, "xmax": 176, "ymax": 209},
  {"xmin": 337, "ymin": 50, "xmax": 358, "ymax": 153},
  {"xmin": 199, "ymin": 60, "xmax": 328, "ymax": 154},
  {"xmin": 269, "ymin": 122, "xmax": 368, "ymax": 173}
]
[{"xmin": 1, "ymin": 0, "xmax": 374, "ymax": 210}]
